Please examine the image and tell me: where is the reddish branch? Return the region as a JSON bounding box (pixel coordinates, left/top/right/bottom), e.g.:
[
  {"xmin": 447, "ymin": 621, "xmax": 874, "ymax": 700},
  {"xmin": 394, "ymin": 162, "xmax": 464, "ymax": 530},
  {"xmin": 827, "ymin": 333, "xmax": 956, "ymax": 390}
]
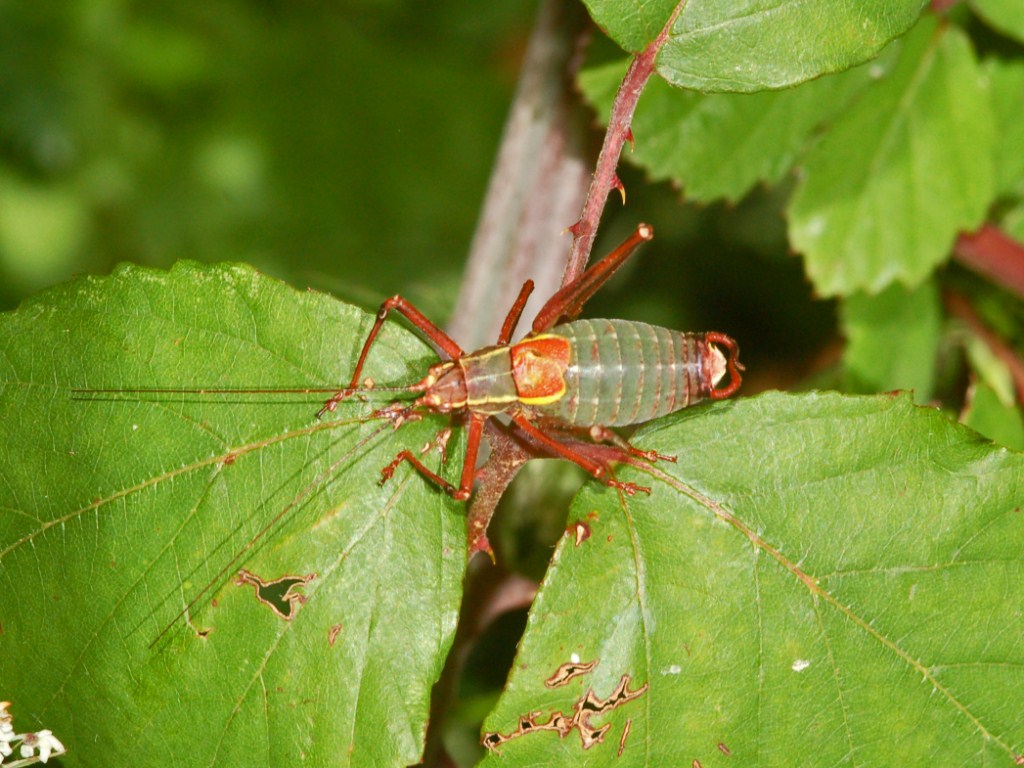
[
  {"xmin": 945, "ymin": 290, "xmax": 1024, "ymax": 405},
  {"xmin": 466, "ymin": 422, "xmax": 533, "ymax": 556},
  {"xmin": 953, "ymin": 224, "xmax": 1024, "ymax": 302},
  {"xmin": 448, "ymin": 0, "xmax": 592, "ymax": 351},
  {"xmin": 561, "ymin": 0, "xmax": 688, "ymax": 286}
]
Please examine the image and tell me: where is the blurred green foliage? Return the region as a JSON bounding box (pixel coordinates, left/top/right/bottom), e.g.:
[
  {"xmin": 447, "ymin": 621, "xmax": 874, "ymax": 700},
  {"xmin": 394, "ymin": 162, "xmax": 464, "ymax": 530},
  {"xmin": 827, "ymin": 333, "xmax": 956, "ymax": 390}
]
[
  {"xmin": 0, "ymin": 0, "xmax": 834, "ymax": 396},
  {"xmin": 0, "ymin": 0, "xmax": 532, "ymax": 312}
]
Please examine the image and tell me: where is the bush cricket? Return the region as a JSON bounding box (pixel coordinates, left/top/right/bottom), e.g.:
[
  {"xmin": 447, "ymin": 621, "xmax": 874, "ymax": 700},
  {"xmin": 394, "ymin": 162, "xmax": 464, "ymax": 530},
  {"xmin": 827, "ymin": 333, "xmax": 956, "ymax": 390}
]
[{"xmin": 320, "ymin": 222, "xmax": 742, "ymax": 498}]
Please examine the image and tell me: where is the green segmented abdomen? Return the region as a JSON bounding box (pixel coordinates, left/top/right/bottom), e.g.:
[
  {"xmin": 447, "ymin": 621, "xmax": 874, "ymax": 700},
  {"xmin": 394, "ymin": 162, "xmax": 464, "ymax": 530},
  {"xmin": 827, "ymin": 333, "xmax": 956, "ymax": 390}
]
[{"xmin": 534, "ymin": 318, "xmax": 708, "ymax": 427}]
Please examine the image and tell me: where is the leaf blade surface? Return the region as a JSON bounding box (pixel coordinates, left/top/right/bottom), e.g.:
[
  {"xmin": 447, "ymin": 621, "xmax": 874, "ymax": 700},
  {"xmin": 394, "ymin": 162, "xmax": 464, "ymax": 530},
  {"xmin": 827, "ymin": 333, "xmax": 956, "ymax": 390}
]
[
  {"xmin": 0, "ymin": 262, "xmax": 464, "ymax": 767},
  {"xmin": 481, "ymin": 391, "xmax": 1024, "ymax": 766}
]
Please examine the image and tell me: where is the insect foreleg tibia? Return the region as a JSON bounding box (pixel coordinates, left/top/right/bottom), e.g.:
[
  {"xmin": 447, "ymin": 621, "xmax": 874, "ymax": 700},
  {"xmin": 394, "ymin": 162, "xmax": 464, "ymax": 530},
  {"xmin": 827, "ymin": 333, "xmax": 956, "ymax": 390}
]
[
  {"xmin": 498, "ymin": 279, "xmax": 535, "ymax": 345},
  {"xmin": 318, "ymin": 295, "xmax": 466, "ymax": 418},
  {"xmin": 380, "ymin": 412, "xmax": 486, "ymax": 501}
]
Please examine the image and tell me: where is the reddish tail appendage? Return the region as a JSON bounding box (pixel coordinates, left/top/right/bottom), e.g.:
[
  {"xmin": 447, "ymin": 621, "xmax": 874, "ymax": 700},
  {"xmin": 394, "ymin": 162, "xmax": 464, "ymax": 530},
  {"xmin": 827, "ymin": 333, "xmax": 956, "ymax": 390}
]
[{"xmin": 705, "ymin": 332, "xmax": 744, "ymax": 400}]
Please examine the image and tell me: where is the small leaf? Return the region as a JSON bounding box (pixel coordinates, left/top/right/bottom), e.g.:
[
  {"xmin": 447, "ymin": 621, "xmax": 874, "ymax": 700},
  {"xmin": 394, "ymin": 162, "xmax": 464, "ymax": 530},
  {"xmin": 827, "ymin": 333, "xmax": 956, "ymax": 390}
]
[
  {"xmin": 581, "ymin": 0, "xmax": 925, "ymax": 92},
  {"xmin": 0, "ymin": 263, "xmax": 465, "ymax": 766},
  {"xmin": 986, "ymin": 56, "xmax": 1024, "ymax": 196},
  {"xmin": 481, "ymin": 391, "xmax": 1024, "ymax": 766},
  {"xmin": 971, "ymin": 0, "xmax": 1024, "ymax": 44},
  {"xmin": 964, "ymin": 329, "xmax": 1018, "ymax": 408},
  {"xmin": 789, "ymin": 17, "xmax": 996, "ymax": 297},
  {"xmin": 579, "ymin": 51, "xmax": 893, "ymax": 203},
  {"xmin": 963, "ymin": 380, "xmax": 1024, "ymax": 451},
  {"xmin": 840, "ymin": 279, "xmax": 941, "ymax": 402}
]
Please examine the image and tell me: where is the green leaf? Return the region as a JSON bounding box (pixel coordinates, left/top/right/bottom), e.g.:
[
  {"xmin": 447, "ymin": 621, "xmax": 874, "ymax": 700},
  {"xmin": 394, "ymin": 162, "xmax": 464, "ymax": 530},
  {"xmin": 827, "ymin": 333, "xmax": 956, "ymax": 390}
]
[
  {"xmin": 578, "ymin": 51, "xmax": 893, "ymax": 203},
  {"xmin": 660, "ymin": 0, "xmax": 926, "ymax": 92},
  {"xmin": 480, "ymin": 391, "xmax": 1024, "ymax": 766},
  {"xmin": 581, "ymin": 0, "xmax": 925, "ymax": 92},
  {"xmin": 971, "ymin": 0, "xmax": 1024, "ymax": 43},
  {"xmin": 0, "ymin": 263, "xmax": 465, "ymax": 766},
  {"xmin": 579, "ymin": 0, "xmax": 674, "ymax": 53},
  {"xmin": 964, "ymin": 329, "xmax": 1018, "ymax": 408},
  {"xmin": 986, "ymin": 57, "xmax": 1024, "ymax": 197},
  {"xmin": 1004, "ymin": 202, "xmax": 1024, "ymax": 241},
  {"xmin": 963, "ymin": 380, "xmax": 1024, "ymax": 451},
  {"xmin": 789, "ymin": 17, "xmax": 996, "ymax": 297},
  {"xmin": 840, "ymin": 279, "xmax": 941, "ymax": 402}
]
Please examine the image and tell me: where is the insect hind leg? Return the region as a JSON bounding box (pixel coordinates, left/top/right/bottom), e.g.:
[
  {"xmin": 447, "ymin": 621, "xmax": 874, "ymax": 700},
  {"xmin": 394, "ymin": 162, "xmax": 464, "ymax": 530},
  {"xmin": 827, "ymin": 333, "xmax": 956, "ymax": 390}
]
[
  {"xmin": 536, "ymin": 420, "xmax": 676, "ymax": 464},
  {"xmin": 587, "ymin": 425, "xmax": 676, "ymax": 464},
  {"xmin": 511, "ymin": 414, "xmax": 651, "ymax": 496}
]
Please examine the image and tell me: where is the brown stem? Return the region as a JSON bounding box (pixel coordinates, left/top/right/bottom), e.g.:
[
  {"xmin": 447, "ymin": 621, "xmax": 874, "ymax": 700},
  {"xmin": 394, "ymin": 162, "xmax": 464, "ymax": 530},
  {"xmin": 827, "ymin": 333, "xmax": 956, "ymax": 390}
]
[
  {"xmin": 945, "ymin": 290, "xmax": 1024, "ymax": 404},
  {"xmin": 447, "ymin": 0, "xmax": 593, "ymax": 351},
  {"xmin": 953, "ymin": 224, "xmax": 1024, "ymax": 302},
  {"xmin": 561, "ymin": 0, "xmax": 688, "ymax": 287},
  {"xmin": 466, "ymin": 421, "xmax": 533, "ymax": 557}
]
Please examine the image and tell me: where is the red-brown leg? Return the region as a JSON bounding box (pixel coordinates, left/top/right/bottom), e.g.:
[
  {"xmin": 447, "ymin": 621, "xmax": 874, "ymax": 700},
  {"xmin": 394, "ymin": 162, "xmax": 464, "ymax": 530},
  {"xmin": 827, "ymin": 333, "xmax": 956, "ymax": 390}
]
[
  {"xmin": 510, "ymin": 413, "xmax": 651, "ymax": 496},
  {"xmin": 380, "ymin": 412, "xmax": 486, "ymax": 501},
  {"xmin": 318, "ymin": 295, "xmax": 465, "ymax": 417},
  {"xmin": 531, "ymin": 224, "xmax": 654, "ymax": 333},
  {"xmin": 497, "ymin": 280, "xmax": 535, "ymax": 345},
  {"xmin": 529, "ymin": 419, "xmax": 675, "ymax": 464},
  {"xmin": 586, "ymin": 425, "xmax": 677, "ymax": 464}
]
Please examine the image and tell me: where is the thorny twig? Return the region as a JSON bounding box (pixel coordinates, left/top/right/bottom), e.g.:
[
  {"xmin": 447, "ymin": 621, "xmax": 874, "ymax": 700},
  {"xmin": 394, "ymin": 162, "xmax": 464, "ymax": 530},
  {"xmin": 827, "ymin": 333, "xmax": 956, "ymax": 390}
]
[{"xmin": 561, "ymin": 0, "xmax": 688, "ymax": 288}]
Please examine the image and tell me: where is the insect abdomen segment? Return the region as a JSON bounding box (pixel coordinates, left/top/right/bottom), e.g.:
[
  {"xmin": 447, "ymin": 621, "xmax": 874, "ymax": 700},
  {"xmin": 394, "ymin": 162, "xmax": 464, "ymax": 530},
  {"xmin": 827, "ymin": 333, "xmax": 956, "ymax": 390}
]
[{"xmin": 532, "ymin": 319, "xmax": 710, "ymax": 427}]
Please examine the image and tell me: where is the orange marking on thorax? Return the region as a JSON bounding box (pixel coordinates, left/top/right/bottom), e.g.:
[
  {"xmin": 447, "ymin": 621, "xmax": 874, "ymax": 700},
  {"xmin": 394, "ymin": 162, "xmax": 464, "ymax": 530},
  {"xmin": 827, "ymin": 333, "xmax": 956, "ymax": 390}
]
[{"xmin": 511, "ymin": 334, "xmax": 571, "ymax": 405}]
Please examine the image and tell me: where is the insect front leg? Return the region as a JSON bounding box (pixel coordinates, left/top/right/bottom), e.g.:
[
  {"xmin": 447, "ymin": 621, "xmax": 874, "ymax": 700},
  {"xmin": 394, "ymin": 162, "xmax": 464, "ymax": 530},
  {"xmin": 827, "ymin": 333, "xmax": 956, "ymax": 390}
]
[
  {"xmin": 318, "ymin": 295, "xmax": 465, "ymax": 417},
  {"xmin": 497, "ymin": 279, "xmax": 535, "ymax": 345},
  {"xmin": 380, "ymin": 412, "xmax": 486, "ymax": 502}
]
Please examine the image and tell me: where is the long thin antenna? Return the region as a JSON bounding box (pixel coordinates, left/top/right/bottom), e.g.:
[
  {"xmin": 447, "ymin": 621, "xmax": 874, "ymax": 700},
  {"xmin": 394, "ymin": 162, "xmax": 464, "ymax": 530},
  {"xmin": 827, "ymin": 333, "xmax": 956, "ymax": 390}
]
[
  {"xmin": 148, "ymin": 406, "xmax": 416, "ymax": 649},
  {"xmin": 71, "ymin": 385, "xmax": 416, "ymax": 397},
  {"xmin": 70, "ymin": 385, "xmax": 420, "ymax": 408}
]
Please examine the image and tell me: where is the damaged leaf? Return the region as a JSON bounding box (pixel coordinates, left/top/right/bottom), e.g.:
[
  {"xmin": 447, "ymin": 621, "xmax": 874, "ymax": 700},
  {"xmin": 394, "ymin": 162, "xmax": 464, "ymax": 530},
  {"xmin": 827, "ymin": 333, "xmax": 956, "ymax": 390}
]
[
  {"xmin": 482, "ymin": 391, "xmax": 1024, "ymax": 766},
  {"xmin": 0, "ymin": 263, "xmax": 465, "ymax": 767}
]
